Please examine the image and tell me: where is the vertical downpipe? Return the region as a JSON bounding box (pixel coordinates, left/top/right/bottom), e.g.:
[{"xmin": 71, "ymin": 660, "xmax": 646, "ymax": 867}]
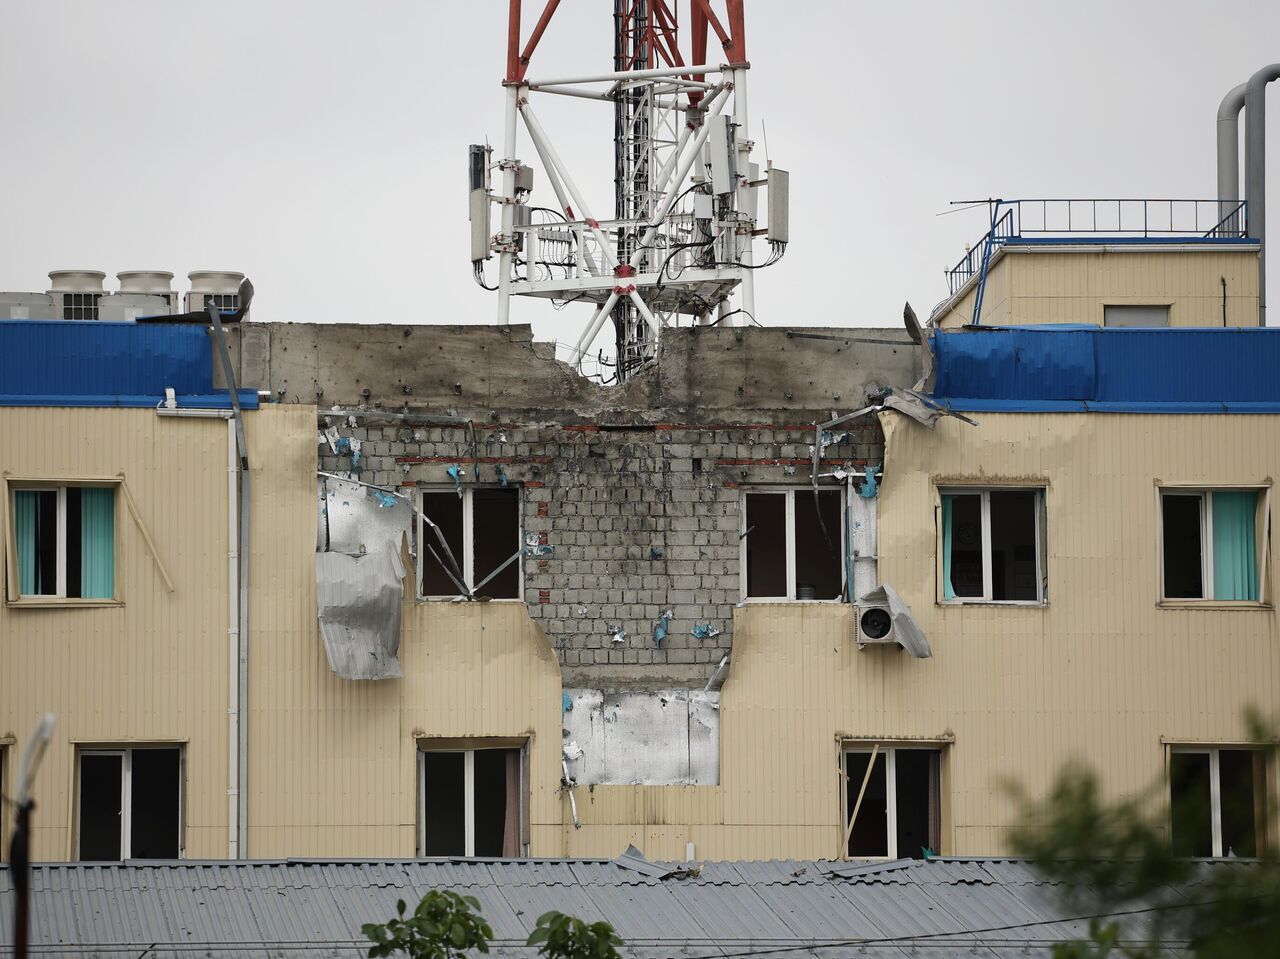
[
  {"xmin": 227, "ymin": 420, "xmax": 240, "ymax": 858},
  {"xmin": 1245, "ymin": 64, "xmax": 1280, "ymax": 325}
]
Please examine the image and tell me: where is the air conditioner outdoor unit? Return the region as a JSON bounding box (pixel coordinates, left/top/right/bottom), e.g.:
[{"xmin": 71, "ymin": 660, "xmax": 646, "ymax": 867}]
[
  {"xmin": 854, "ymin": 603, "xmax": 896, "ymax": 647},
  {"xmin": 852, "ymin": 584, "xmax": 933, "ymax": 659}
]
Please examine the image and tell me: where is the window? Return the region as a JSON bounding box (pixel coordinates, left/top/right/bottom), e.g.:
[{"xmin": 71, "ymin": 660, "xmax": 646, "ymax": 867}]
[
  {"xmin": 417, "ymin": 487, "xmax": 521, "ymax": 599},
  {"xmin": 844, "ymin": 746, "xmax": 942, "ymax": 859},
  {"xmin": 62, "ymin": 292, "xmax": 101, "ymax": 320},
  {"xmin": 1104, "ymin": 305, "xmax": 1170, "ymax": 327},
  {"xmin": 418, "ymin": 744, "xmax": 525, "ymax": 857},
  {"xmin": 1161, "ymin": 489, "xmax": 1266, "ymax": 602},
  {"xmin": 741, "ymin": 488, "xmax": 844, "ymax": 600},
  {"xmin": 940, "ymin": 488, "xmax": 1044, "ymax": 603},
  {"xmin": 77, "ymin": 746, "xmax": 182, "ymax": 860},
  {"xmin": 1170, "ymin": 748, "xmax": 1268, "ymax": 857},
  {"xmin": 10, "ymin": 484, "xmax": 116, "ymax": 600}
]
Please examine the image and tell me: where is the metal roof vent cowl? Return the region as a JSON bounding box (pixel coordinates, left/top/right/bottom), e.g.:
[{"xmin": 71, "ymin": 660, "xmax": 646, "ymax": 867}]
[
  {"xmin": 117, "ymin": 271, "xmax": 174, "ymax": 296},
  {"xmin": 186, "ymin": 270, "xmax": 245, "ymax": 314},
  {"xmin": 47, "ymin": 270, "xmax": 106, "ymax": 294}
]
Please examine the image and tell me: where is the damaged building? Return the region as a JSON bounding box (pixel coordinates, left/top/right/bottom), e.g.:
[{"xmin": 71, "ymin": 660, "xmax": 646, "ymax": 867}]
[{"xmin": 2, "ymin": 187, "xmax": 1280, "ymax": 865}]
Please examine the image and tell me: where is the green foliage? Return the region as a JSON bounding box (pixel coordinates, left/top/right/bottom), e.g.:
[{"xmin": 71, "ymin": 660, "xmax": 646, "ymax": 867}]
[
  {"xmin": 1007, "ymin": 710, "xmax": 1280, "ymax": 959},
  {"xmin": 526, "ymin": 910, "xmax": 623, "ymax": 959},
  {"xmin": 362, "ymin": 890, "xmax": 493, "ymax": 959}
]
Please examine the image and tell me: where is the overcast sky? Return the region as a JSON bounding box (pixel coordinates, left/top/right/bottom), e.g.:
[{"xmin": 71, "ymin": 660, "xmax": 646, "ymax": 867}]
[{"xmin": 3, "ymin": 1, "xmax": 1279, "ymax": 350}]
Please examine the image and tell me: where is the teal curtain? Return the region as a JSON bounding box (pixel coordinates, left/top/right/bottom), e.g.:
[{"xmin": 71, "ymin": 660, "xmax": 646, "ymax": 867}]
[
  {"xmin": 80, "ymin": 487, "xmax": 115, "ymax": 599},
  {"xmin": 941, "ymin": 494, "xmax": 956, "ymax": 600},
  {"xmin": 14, "ymin": 490, "xmax": 36, "ymax": 595},
  {"xmin": 1212, "ymin": 491, "xmax": 1258, "ymax": 601}
]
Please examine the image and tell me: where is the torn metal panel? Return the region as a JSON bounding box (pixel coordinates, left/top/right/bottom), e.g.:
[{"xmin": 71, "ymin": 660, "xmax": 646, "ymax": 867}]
[
  {"xmin": 320, "ymin": 476, "xmax": 412, "ymax": 557},
  {"xmin": 881, "ymin": 388, "xmax": 943, "ymax": 428},
  {"xmin": 858, "ymin": 583, "xmax": 932, "ymax": 659},
  {"xmin": 316, "ymin": 549, "xmax": 406, "ymax": 680},
  {"xmin": 561, "ymin": 688, "xmax": 720, "ymax": 785}
]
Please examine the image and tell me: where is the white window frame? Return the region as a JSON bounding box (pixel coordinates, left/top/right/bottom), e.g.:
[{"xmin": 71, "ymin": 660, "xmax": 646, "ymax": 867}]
[
  {"xmin": 841, "ymin": 743, "xmax": 945, "ymax": 860},
  {"xmin": 1158, "ymin": 486, "xmax": 1269, "ymax": 603},
  {"xmin": 1102, "ymin": 304, "xmax": 1171, "ymax": 327},
  {"xmin": 1168, "ymin": 746, "xmax": 1265, "ymax": 858},
  {"xmin": 415, "ymin": 486, "xmax": 523, "ymax": 601},
  {"xmin": 739, "ymin": 486, "xmax": 846, "ymax": 602},
  {"xmin": 416, "ymin": 744, "xmax": 526, "ymax": 857},
  {"xmin": 8, "ymin": 481, "xmax": 120, "ymax": 602},
  {"xmin": 76, "ymin": 746, "xmax": 184, "ymax": 861},
  {"xmin": 939, "ymin": 486, "xmax": 1045, "ymax": 605}
]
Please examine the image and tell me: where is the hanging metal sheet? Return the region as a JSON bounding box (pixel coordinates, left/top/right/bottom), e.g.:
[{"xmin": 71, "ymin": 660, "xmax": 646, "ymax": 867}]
[
  {"xmin": 315, "ymin": 549, "xmax": 406, "ymax": 680},
  {"xmin": 561, "ymin": 688, "xmax": 720, "ymax": 785}
]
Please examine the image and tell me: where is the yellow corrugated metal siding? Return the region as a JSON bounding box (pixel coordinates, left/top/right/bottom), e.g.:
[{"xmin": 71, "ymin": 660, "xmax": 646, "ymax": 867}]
[
  {"xmin": 245, "ymin": 406, "xmax": 565, "ymax": 857},
  {"xmin": 0, "ymin": 407, "xmax": 232, "ymax": 861},
  {"xmin": 877, "ymin": 411, "xmax": 1280, "ymax": 854},
  {"xmin": 8, "ymin": 403, "xmax": 1277, "ymax": 863},
  {"xmin": 934, "ymin": 248, "xmax": 1259, "ymax": 328}
]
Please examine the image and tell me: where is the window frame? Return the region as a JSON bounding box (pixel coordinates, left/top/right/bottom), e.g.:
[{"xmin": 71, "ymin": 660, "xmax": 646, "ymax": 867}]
[
  {"xmin": 1102, "ymin": 303, "xmax": 1172, "ymax": 327},
  {"xmin": 1157, "ymin": 484, "xmax": 1270, "ymax": 606},
  {"xmin": 416, "ymin": 738, "xmax": 529, "ymax": 857},
  {"xmin": 1166, "ymin": 744, "xmax": 1269, "ymax": 858},
  {"xmin": 414, "ymin": 485, "xmax": 524, "ymax": 602},
  {"xmin": 4, "ymin": 479, "xmax": 122, "ymax": 606},
  {"xmin": 739, "ymin": 486, "xmax": 847, "ymax": 602},
  {"xmin": 74, "ymin": 744, "xmax": 185, "ymax": 861},
  {"xmin": 840, "ymin": 740, "xmax": 948, "ymax": 861},
  {"xmin": 937, "ymin": 485, "xmax": 1046, "ymax": 606}
]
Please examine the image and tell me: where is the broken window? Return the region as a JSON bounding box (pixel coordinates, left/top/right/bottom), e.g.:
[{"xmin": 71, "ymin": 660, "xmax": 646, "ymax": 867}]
[
  {"xmin": 844, "ymin": 746, "xmax": 941, "ymax": 859},
  {"xmin": 1161, "ymin": 489, "xmax": 1265, "ymax": 601},
  {"xmin": 1103, "ymin": 304, "xmax": 1170, "ymax": 327},
  {"xmin": 1170, "ymin": 748, "xmax": 1268, "ymax": 857},
  {"xmin": 419, "ymin": 745, "xmax": 524, "ymax": 857},
  {"xmin": 940, "ymin": 488, "xmax": 1044, "ymax": 603},
  {"xmin": 78, "ymin": 747, "xmax": 181, "ymax": 860},
  {"xmin": 417, "ymin": 487, "xmax": 521, "ymax": 599},
  {"xmin": 742, "ymin": 488, "xmax": 844, "ymax": 600},
  {"xmin": 10, "ymin": 484, "xmax": 116, "ymax": 600}
]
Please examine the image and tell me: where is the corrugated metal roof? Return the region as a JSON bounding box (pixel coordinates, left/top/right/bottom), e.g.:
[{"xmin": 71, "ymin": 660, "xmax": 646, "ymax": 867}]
[
  {"xmin": 929, "ymin": 326, "xmax": 1280, "ymax": 413},
  {"xmin": 0, "ymin": 320, "xmax": 257, "ymax": 409},
  {"xmin": 0, "ymin": 857, "xmax": 1226, "ymax": 958}
]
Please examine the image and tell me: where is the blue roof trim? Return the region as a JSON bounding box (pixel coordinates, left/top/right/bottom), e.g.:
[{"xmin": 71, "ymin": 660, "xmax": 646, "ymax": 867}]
[
  {"xmin": 931, "ymin": 327, "xmax": 1280, "ymax": 414},
  {"xmin": 0, "ymin": 320, "xmax": 257, "ymax": 410}
]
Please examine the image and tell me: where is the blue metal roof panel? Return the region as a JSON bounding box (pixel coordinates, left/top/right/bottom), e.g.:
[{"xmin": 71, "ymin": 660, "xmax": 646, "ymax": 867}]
[
  {"xmin": 0, "ymin": 320, "xmax": 257, "ymax": 409},
  {"xmin": 930, "ymin": 327, "xmax": 1280, "ymax": 414}
]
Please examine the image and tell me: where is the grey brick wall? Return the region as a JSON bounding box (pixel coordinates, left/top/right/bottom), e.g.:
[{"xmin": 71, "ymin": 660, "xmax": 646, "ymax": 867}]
[{"xmin": 318, "ymin": 416, "xmax": 884, "ymax": 688}]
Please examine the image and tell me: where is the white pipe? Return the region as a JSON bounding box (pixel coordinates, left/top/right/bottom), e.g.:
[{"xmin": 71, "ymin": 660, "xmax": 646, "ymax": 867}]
[
  {"xmin": 1245, "ymin": 64, "xmax": 1280, "ymax": 325},
  {"xmin": 525, "ymin": 63, "xmax": 723, "ymax": 86},
  {"xmin": 627, "ymin": 288, "xmax": 661, "ymax": 338},
  {"xmin": 1218, "ymin": 83, "xmax": 1247, "ymax": 228},
  {"xmin": 237, "ymin": 460, "xmax": 249, "ymax": 856},
  {"xmin": 226, "ymin": 419, "xmax": 240, "ymax": 858},
  {"xmin": 497, "ymin": 84, "xmax": 521, "ymax": 325},
  {"xmin": 522, "ymin": 110, "xmax": 575, "ymax": 219}
]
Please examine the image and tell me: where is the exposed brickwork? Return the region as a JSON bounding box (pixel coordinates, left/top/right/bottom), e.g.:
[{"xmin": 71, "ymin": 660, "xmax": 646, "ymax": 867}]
[{"xmin": 318, "ymin": 417, "xmax": 885, "ymax": 688}]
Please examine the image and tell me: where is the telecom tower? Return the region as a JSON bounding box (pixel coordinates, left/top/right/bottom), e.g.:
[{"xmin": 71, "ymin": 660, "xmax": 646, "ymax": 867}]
[{"xmin": 470, "ymin": 1, "xmax": 788, "ymax": 382}]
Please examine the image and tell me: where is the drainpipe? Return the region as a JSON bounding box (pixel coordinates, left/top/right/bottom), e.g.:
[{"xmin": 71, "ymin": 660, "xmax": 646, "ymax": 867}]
[
  {"xmin": 206, "ymin": 307, "xmax": 251, "ymax": 858},
  {"xmin": 155, "ymin": 403, "xmax": 240, "ymax": 856},
  {"xmin": 1217, "ymin": 83, "xmax": 1246, "ymax": 230},
  {"xmin": 1245, "ymin": 64, "xmax": 1280, "ymax": 326}
]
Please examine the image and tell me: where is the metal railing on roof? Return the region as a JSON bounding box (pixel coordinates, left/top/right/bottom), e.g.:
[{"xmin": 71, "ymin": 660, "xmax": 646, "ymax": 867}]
[{"xmin": 945, "ymin": 198, "xmax": 1249, "ymax": 295}]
